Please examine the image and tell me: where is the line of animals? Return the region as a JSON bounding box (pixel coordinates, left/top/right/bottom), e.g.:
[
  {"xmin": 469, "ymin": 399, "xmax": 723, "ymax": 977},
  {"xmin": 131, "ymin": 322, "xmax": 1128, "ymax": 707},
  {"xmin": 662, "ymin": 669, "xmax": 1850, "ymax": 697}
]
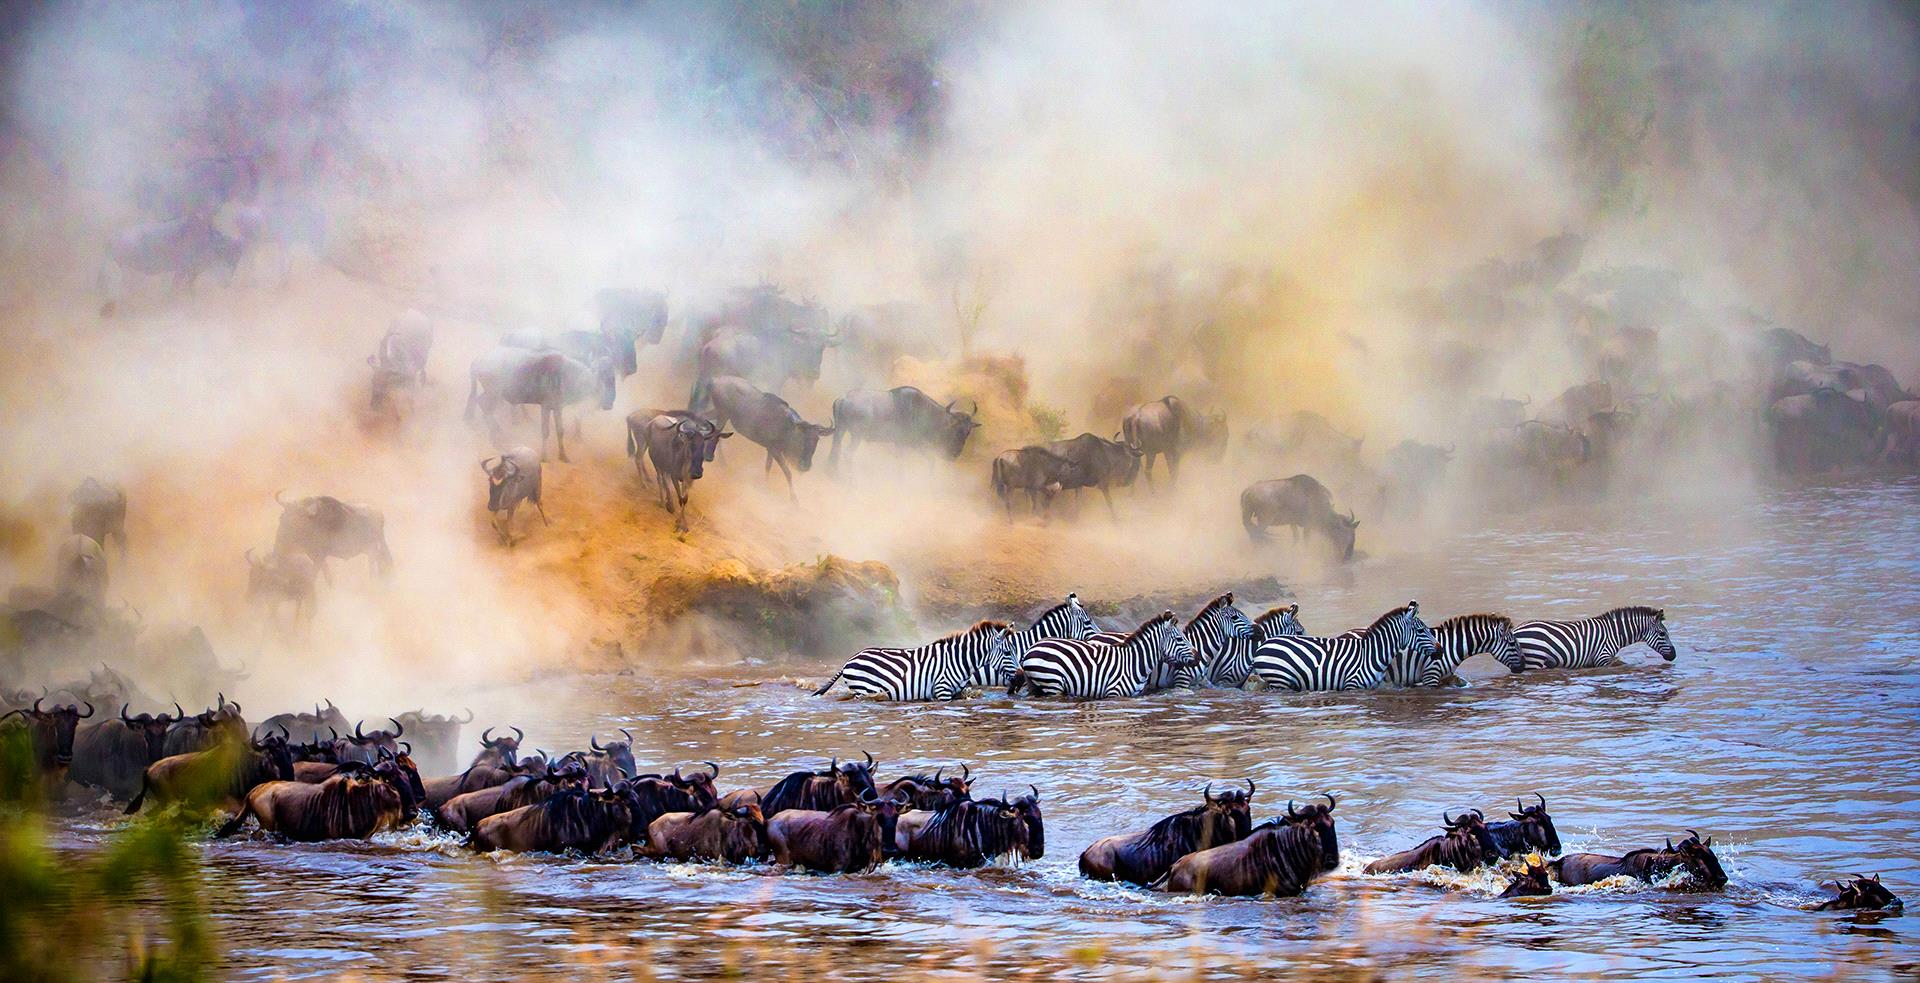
[
  {"xmin": 0, "ymin": 696, "xmax": 1896, "ymax": 913},
  {"xmin": 814, "ymin": 593, "xmax": 1676, "ymax": 701}
]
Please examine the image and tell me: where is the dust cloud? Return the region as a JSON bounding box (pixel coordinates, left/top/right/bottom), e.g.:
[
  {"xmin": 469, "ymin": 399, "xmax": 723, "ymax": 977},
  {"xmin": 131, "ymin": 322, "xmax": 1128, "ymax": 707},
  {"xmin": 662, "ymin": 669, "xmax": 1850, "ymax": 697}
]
[{"xmin": 1, "ymin": 2, "xmax": 1914, "ymax": 716}]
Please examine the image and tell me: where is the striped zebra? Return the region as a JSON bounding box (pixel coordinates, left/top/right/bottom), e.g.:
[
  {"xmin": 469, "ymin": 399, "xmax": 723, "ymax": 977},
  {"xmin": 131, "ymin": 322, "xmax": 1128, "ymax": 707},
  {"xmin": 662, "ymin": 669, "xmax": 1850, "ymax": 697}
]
[
  {"xmin": 969, "ymin": 593, "xmax": 1100, "ymax": 688},
  {"xmin": 1212, "ymin": 604, "xmax": 1304, "ymax": 689},
  {"xmin": 1012, "ymin": 611, "xmax": 1197, "ymax": 699},
  {"xmin": 1513, "ymin": 606, "xmax": 1675, "ymax": 670},
  {"xmin": 1147, "ymin": 593, "xmax": 1258, "ymax": 691},
  {"xmin": 1389, "ymin": 613, "xmax": 1522, "ymax": 685},
  {"xmin": 815, "ymin": 621, "xmax": 1015, "ymax": 700},
  {"xmin": 1250, "ymin": 600, "xmax": 1435, "ymax": 691}
]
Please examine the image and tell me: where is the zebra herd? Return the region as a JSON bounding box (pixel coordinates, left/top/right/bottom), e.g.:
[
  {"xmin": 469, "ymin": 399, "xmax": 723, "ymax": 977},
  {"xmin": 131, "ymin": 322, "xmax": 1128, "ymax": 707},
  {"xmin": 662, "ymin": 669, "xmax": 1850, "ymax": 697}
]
[{"xmin": 814, "ymin": 595, "xmax": 1678, "ymax": 702}]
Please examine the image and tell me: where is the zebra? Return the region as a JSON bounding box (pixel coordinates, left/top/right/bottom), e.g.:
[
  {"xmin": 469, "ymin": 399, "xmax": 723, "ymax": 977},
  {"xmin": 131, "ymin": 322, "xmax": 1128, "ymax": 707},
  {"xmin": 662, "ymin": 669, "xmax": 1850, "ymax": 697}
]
[
  {"xmin": 1147, "ymin": 593, "xmax": 1257, "ymax": 691},
  {"xmin": 815, "ymin": 621, "xmax": 1015, "ymax": 700},
  {"xmin": 1250, "ymin": 600, "xmax": 1436, "ymax": 692},
  {"xmin": 1513, "ymin": 606, "xmax": 1675, "ymax": 670},
  {"xmin": 1213, "ymin": 603, "xmax": 1304, "ymax": 689},
  {"xmin": 1011, "ymin": 611, "xmax": 1197, "ymax": 699},
  {"xmin": 1389, "ymin": 613, "xmax": 1522, "ymax": 685},
  {"xmin": 970, "ymin": 593, "xmax": 1100, "ymax": 688}
]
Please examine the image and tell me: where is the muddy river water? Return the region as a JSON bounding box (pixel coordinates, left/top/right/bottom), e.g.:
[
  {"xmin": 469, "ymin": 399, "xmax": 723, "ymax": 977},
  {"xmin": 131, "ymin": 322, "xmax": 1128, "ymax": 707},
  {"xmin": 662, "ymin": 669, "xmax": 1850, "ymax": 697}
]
[{"xmin": 51, "ymin": 475, "xmax": 1920, "ymax": 980}]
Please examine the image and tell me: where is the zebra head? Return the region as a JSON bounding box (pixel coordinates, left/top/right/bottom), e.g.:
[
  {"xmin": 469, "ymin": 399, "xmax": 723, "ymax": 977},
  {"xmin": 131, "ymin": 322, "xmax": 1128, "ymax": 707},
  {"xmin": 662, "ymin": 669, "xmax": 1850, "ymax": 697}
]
[
  {"xmin": 1489, "ymin": 619, "xmax": 1524, "ymax": 674},
  {"xmin": 1404, "ymin": 600, "xmax": 1438, "ymax": 657},
  {"xmin": 1219, "ymin": 595, "xmax": 1256, "ymax": 639},
  {"xmin": 1157, "ymin": 612, "xmax": 1200, "ymax": 667},
  {"xmin": 988, "ymin": 627, "xmax": 1017, "ymax": 675},
  {"xmin": 1643, "ymin": 609, "xmax": 1676, "ymax": 661},
  {"xmin": 1066, "ymin": 592, "xmax": 1100, "ymax": 639},
  {"xmin": 1259, "ymin": 603, "xmax": 1304, "ymax": 638}
]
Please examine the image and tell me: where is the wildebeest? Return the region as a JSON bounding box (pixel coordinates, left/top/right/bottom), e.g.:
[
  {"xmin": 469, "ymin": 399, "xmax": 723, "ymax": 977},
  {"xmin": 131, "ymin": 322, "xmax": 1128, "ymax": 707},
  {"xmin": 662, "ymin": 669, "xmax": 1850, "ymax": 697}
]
[
  {"xmin": 578, "ymin": 732, "xmax": 641, "ymax": 787},
  {"xmin": 162, "ymin": 695, "xmax": 247, "ymax": 756},
  {"xmin": 0, "ymin": 697, "xmax": 93, "ymax": 788},
  {"xmin": 465, "ymin": 347, "xmax": 617, "ymax": 462},
  {"xmin": 69, "ymin": 478, "xmax": 128, "ymax": 559},
  {"xmin": 898, "ymin": 789, "xmax": 1043, "ymax": 868},
  {"xmin": 479, "ymin": 446, "xmax": 549, "ymax": 546},
  {"xmin": 1363, "ymin": 810, "xmax": 1503, "ymax": 874},
  {"xmin": 126, "ymin": 731, "xmax": 295, "ymax": 814},
  {"xmin": 251, "ymin": 700, "xmax": 350, "ymax": 745},
  {"xmin": 471, "ymin": 785, "xmax": 636, "ymax": 854},
  {"xmin": 828, "ymin": 387, "xmax": 980, "ymax": 470},
  {"xmin": 1542, "ymin": 380, "xmax": 1615, "ymax": 427},
  {"xmin": 1157, "ymin": 814, "xmax": 1329, "ymax": 897},
  {"xmin": 98, "ymin": 218, "xmax": 243, "ymax": 316},
  {"xmin": 1752, "ymin": 326, "xmax": 1829, "ymax": 368},
  {"xmin": 1045, "ymin": 432, "xmax": 1144, "ymax": 519},
  {"xmin": 332, "ymin": 718, "xmax": 406, "ymax": 766},
  {"xmin": 390, "ymin": 707, "xmax": 472, "ymax": 776},
  {"xmin": 879, "ymin": 765, "xmax": 972, "ymax": 811},
  {"xmin": 70, "ymin": 703, "xmax": 177, "ymax": 799},
  {"xmin": 1882, "ymin": 401, "xmax": 1920, "ymax": 467},
  {"xmin": 618, "ymin": 766, "xmax": 724, "ymax": 842},
  {"xmin": 689, "ymin": 324, "xmax": 840, "ymax": 408},
  {"xmin": 436, "ymin": 756, "xmax": 589, "ymax": 833},
  {"xmin": 52, "ymin": 534, "xmax": 111, "ymax": 611},
  {"xmin": 423, "ymin": 756, "xmax": 535, "ymax": 812},
  {"xmin": 642, "ymin": 801, "xmax": 772, "ymax": 864},
  {"xmin": 1120, "ymin": 396, "xmax": 1227, "ymax": 488},
  {"xmin": 989, "ymin": 446, "xmax": 1082, "ymax": 522},
  {"xmin": 1815, "ymin": 874, "xmax": 1902, "ymax": 912},
  {"xmin": 704, "ymin": 376, "xmax": 834, "ymax": 499},
  {"xmin": 1486, "ymin": 794, "xmax": 1561, "ymax": 858},
  {"xmin": 1765, "ymin": 388, "xmax": 1881, "ymax": 472},
  {"xmin": 1500, "ymin": 857, "xmax": 1554, "ymax": 898},
  {"xmin": 760, "ymin": 753, "xmax": 880, "ymax": 816},
  {"xmin": 596, "ymin": 287, "xmax": 670, "ymax": 373},
  {"xmin": 626, "ymin": 409, "xmax": 721, "ymax": 481},
  {"xmin": 1550, "ymin": 831, "xmax": 1728, "ymax": 890},
  {"xmin": 629, "ymin": 413, "xmax": 731, "ymax": 531},
  {"xmin": 767, "ymin": 793, "xmax": 901, "ymax": 873},
  {"xmin": 1079, "ymin": 782, "xmax": 1254, "ymax": 885},
  {"xmin": 273, "ymin": 492, "xmax": 393, "ymax": 580},
  {"xmin": 245, "ymin": 549, "xmax": 317, "ymax": 625},
  {"xmin": 1479, "ymin": 420, "xmax": 1590, "ymax": 472},
  {"xmin": 1240, "ymin": 475, "xmax": 1359, "ymax": 560},
  {"xmin": 216, "ymin": 759, "xmax": 415, "ymax": 842},
  {"xmin": 377, "ymin": 309, "xmax": 435, "ymax": 383}
]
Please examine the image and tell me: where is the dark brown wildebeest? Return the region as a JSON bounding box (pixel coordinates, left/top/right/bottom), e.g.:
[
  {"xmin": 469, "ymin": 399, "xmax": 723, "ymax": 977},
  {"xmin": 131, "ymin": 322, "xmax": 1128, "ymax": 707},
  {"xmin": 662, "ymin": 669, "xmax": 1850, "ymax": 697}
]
[
  {"xmin": 54, "ymin": 534, "xmax": 110, "ymax": 606},
  {"xmin": 596, "ymin": 287, "xmax": 670, "ymax": 374},
  {"xmin": 1542, "ymin": 380, "xmax": 1615, "ymax": 428},
  {"xmin": 1240, "ymin": 475, "xmax": 1359, "ymax": 560},
  {"xmin": 1501, "ymin": 857, "xmax": 1554, "ymax": 898},
  {"xmin": 1, "ymin": 697, "xmax": 93, "ymax": 790},
  {"xmin": 1486, "ymin": 794, "xmax": 1561, "ymax": 858},
  {"xmin": 828, "ymin": 387, "xmax": 981, "ymax": 471},
  {"xmin": 760, "ymin": 753, "xmax": 881, "ymax": 816},
  {"xmin": 251, "ymin": 700, "xmax": 349, "ymax": 745},
  {"xmin": 162, "ymin": 694, "xmax": 247, "ymax": 756},
  {"xmin": 1765, "ymin": 389, "xmax": 1881, "ymax": 472},
  {"xmin": 1815, "ymin": 874, "xmax": 1902, "ymax": 912},
  {"xmin": 1363, "ymin": 810, "xmax": 1502, "ymax": 874},
  {"xmin": 642, "ymin": 801, "xmax": 772, "ymax": 863},
  {"xmin": 626, "ymin": 408, "xmax": 720, "ymax": 481},
  {"xmin": 704, "ymin": 376, "xmax": 834, "ymax": 500},
  {"xmin": 1157, "ymin": 815, "xmax": 1329, "ymax": 897},
  {"xmin": 897, "ymin": 790, "xmax": 1043, "ymax": 868},
  {"xmin": 390, "ymin": 708, "xmax": 471, "ymax": 777},
  {"xmin": 1882, "ymin": 400, "xmax": 1920, "ymax": 467},
  {"xmin": 273, "ymin": 492, "xmax": 393, "ymax": 580},
  {"xmin": 619, "ymin": 766, "xmax": 723, "ymax": 843},
  {"xmin": 70, "ymin": 702, "xmax": 177, "ymax": 799},
  {"xmin": 990, "ymin": 446, "xmax": 1082, "ymax": 522},
  {"xmin": 479, "ymin": 446, "xmax": 549, "ymax": 546},
  {"xmin": 879, "ymin": 764, "xmax": 972, "ymax": 811},
  {"xmin": 245, "ymin": 548, "xmax": 317, "ymax": 625},
  {"xmin": 1045, "ymin": 432, "xmax": 1144, "ymax": 519},
  {"xmin": 436, "ymin": 756, "xmax": 589, "ymax": 832},
  {"xmin": 1752, "ymin": 326, "xmax": 1829, "ymax": 368},
  {"xmin": 215, "ymin": 759, "xmax": 415, "ymax": 841},
  {"xmin": 471, "ymin": 726, "xmax": 525, "ymax": 769},
  {"xmin": 1768, "ymin": 360, "xmax": 1871, "ymax": 406},
  {"xmin": 577, "ymin": 732, "xmax": 642, "ymax": 788},
  {"xmin": 1550, "ymin": 831, "xmax": 1728, "ymax": 890},
  {"xmin": 70, "ymin": 478, "xmax": 128, "ymax": 559},
  {"xmin": 1282, "ymin": 794, "xmax": 1342, "ymax": 873},
  {"xmin": 423, "ymin": 757, "xmax": 534, "ymax": 812},
  {"xmin": 630, "ymin": 413, "xmax": 732, "ymax": 531},
  {"xmin": 126, "ymin": 730, "xmax": 295, "ymax": 814},
  {"xmin": 332, "ymin": 718, "xmax": 406, "ymax": 765},
  {"xmin": 686, "ymin": 291, "xmax": 837, "ymax": 406},
  {"xmin": 98, "ymin": 217, "xmax": 243, "ymax": 317},
  {"xmin": 1079, "ymin": 782, "xmax": 1255, "ymax": 885},
  {"xmin": 767, "ymin": 793, "xmax": 900, "ymax": 873},
  {"xmin": 465, "ymin": 347, "xmax": 616, "ymax": 462},
  {"xmin": 469, "ymin": 785, "xmax": 635, "ymax": 854},
  {"xmin": 1120, "ymin": 396, "xmax": 1227, "ymax": 489}
]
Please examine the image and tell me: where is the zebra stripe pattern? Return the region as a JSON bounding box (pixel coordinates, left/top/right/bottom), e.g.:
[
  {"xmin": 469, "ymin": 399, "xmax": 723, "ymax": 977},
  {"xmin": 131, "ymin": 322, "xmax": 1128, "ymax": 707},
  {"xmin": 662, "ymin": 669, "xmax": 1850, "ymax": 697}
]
[
  {"xmin": 1015, "ymin": 612, "xmax": 1197, "ymax": 699},
  {"xmin": 1211, "ymin": 604, "xmax": 1304, "ymax": 689},
  {"xmin": 1250, "ymin": 601, "xmax": 1435, "ymax": 692},
  {"xmin": 1513, "ymin": 606, "xmax": 1674, "ymax": 670},
  {"xmin": 816, "ymin": 621, "xmax": 1014, "ymax": 700},
  {"xmin": 1391, "ymin": 613, "xmax": 1521, "ymax": 685},
  {"xmin": 1149, "ymin": 593, "xmax": 1257, "ymax": 691},
  {"xmin": 971, "ymin": 594, "xmax": 1099, "ymax": 687}
]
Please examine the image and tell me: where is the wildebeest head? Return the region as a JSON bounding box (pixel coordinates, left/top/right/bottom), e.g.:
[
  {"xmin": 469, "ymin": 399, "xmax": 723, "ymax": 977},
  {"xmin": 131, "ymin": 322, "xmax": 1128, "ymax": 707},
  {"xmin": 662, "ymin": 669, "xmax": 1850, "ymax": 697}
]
[
  {"xmin": 371, "ymin": 749, "xmax": 423, "ymax": 821},
  {"xmin": 253, "ymin": 731, "xmax": 297, "ymax": 782},
  {"xmin": 665, "ymin": 760, "xmax": 722, "ymax": 807},
  {"xmin": 857, "ymin": 787, "xmax": 908, "ymax": 854},
  {"xmin": 1205, "ymin": 779, "xmax": 1256, "ymax": 840},
  {"xmin": 1284, "ymin": 793, "xmax": 1340, "ymax": 871},
  {"xmin": 1500, "ymin": 856, "xmax": 1554, "ymax": 898},
  {"xmin": 120, "ymin": 702, "xmax": 178, "ymax": 762},
  {"xmin": 1504, "ymin": 794, "xmax": 1561, "ymax": 855},
  {"xmin": 477, "ymin": 726, "xmax": 524, "ymax": 768},
  {"xmin": 835, "ymin": 751, "xmax": 880, "ymax": 801},
  {"xmin": 940, "ymin": 400, "xmax": 982, "ymax": 459},
  {"xmin": 792, "ymin": 421, "xmax": 835, "ymax": 472},
  {"xmin": 481, "ymin": 455, "xmax": 525, "ymax": 511},
  {"xmin": 3, "ymin": 697, "xmax": 94, "ymax": 769},
  {"xmin": 586, "ymin": 730, "xmax": 639, "ymax": 784},
  {"xmin": 1666, "ymin": 831, "xmax": 1728, "ymax": 890},
  {"xmin": 1444, "ymin": 809, "xmax": 1500, "ymax": 859},
  {"xmin": 1006, "ymin": 785, "xmax": 1045, "ymax": 859},
  {"xmin": 1817, "ymin": 874, "xmax": 1902, "ymax": 912},
  {"xmin": 1331, "ymin": 509, "xmax": 1360, "ymax": 561}
]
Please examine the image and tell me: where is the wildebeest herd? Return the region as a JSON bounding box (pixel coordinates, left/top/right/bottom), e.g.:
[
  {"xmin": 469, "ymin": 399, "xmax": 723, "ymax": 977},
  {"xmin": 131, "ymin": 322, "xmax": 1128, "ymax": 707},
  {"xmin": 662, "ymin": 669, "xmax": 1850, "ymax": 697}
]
[
  {"xmin": 815, "ymin": 593, "xmax": 1675, "ymax": 701},
  {"xmin": 0, "ymin": 688, "xmax": 1896, "ymax": 911}
]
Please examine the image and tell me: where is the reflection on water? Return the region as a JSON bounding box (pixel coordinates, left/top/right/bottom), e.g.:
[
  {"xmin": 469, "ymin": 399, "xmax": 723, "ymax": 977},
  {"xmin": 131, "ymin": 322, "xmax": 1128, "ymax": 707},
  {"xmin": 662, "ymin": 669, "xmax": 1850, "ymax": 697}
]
[{"xmin": 48, "ymin": 476, "xmax": 1920, "ymax": 979}]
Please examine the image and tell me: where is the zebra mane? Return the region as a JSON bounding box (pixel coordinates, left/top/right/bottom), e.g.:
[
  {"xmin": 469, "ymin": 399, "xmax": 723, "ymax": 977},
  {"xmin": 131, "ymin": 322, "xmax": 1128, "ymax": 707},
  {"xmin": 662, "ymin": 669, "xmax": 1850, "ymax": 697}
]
[
  {"xmin": 1184, "ymin": 594, "xmax": 1236, "ymax": 630},
  {"xmin": 1360, "ymin": 605, "xmax": 1413, "ymax": 635},
  {"xmin": 1255, "ymin": 605, "xmax": 1298, "ymax": 625},
  {"xmin": 1030, "ymin": 600, "xmax": 1077, "ymax": 623},
  {"xmin": 943, "ymin": 620, "xmax": 1010, "ymax": 641},
  {"xmin": 1121, "ymin": 612, "xmax": 1176, "ymax": 644},
  {"xmin": 1604, "ymin": 605, "xmax": 1662, "ymax": 621},
  {"xmin": 1436, "ymin": 613, "xmax": 1511, "ymax": 631}
]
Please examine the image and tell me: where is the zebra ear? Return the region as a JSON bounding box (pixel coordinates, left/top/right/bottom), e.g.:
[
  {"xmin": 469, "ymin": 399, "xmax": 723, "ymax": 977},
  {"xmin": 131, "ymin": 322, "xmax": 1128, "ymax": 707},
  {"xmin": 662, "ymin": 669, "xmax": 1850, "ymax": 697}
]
[{"xmin": 1656, "ymin": 608, "xmax": 1666, "ymax": 621}]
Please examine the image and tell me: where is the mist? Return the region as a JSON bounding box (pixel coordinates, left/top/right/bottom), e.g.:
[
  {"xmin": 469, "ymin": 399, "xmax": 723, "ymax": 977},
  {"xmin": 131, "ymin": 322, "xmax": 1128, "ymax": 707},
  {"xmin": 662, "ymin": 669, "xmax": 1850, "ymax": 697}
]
[{"xmin": 2, "ymin": 1, "xmax": 1916, "ymax": 725}]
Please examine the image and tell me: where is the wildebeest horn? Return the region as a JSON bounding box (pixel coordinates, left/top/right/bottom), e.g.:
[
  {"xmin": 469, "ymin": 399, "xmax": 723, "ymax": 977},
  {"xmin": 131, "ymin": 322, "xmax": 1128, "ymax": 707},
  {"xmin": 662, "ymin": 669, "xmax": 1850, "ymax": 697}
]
[
  {"xmin": 1535, "ymin": 793, "xmax": 1546, "ymax": 811},
  {"xmin": 511, "ymin": 726, "xmax": 524, "ymax": 743},
  {"xmin": 1247, "ymin": 779, "xmax": 1257, "ymax": 797},
  {"xmin": 863, "ymin": 750, "xmax": 874, "ymax": 768},
  {"xmin": 672, "ymin": 765, "xmax": 684, "ymax": 782},
  {"xmin": 590, "ymin": 734, "xmax": 604, "ymax": 751},
  {"xmin": 274, "ymin": 724, "xmax": 289, "ymax": 739},
  {"xmin": 479, "ymin": 456, "xmax": 498, "ymax": 476},
  {"xmin": 961, "ymin": 763, "xmax": 970, "ymax": 781},
  {"xmin": 354, "ymin": 720, "xmax": 366, "ymax": 739},
  {"xmin": 859, "ymin": 788, "xmax": 877, "ymax": 804},
  {"xmin": 326, "ymin": 699, "xmax": 337, "ymax": 711},
  {"xmin": 1203, "ymin": 783, "xmax": 1214, "ymax": 802},
  {"xmin": 481, "ymin": 726, "xmax": 495, "ymax": 744},
  {"xmin": 120, "ymin": 702, "xmax": 131, "ymax": 723},
  {"xmin": 274, "ymin": 489, "xmax": 291, "ymax": 506},
  {"xmin": 704, "ymin": 761, "xmax": 720, "ymax": 779},
  {"xmin": 1443, "ymin": 811, "xmax": 1457, "ymax": 828},
  {"xmin": 77, "ymin": 701, "xmax": 93, "ymax": 718},
  {"xmin": 1287, "ymin": 800, "xmax": 1299, "ymax": 818},
  {"xmin": 620, "ymin": 728, "xmax": 634, "ymax": 744},
  {"xmin": 388, "ymin": 717, "xmax": 403, "ymax": 737},
  {"xmin": 1030, "ymin": 784, "xmax": 1039, "ymax": 799},
  {"xmin": 1666, "ymin": 837, "xmax": 1674, "ymax": 850},
  {"xmin": 458, "ymin": 707, "xmax": 475, "ymax": 723},
  {"xmin": 1687, "ymin": 829, "xmax": 1702, "ymax": 843},
  {"xmin": 399, "ymin": 741, "xmax": 411, "ymax": 754},
  {"xmin": 1518, "ymin": 797, "xmax": 1526, "ymax": 813},
  {"xmin": 173, "ymin": 701, "xmax": 184, "ymax": 719}
]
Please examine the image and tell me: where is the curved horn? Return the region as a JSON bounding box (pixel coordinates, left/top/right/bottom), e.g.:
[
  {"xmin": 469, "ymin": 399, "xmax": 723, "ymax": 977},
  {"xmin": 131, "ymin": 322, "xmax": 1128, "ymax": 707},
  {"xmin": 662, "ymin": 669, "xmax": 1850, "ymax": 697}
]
[
  {"xmin": 1247, "ymin": 779, "xmax": 1257, "ymax": 797},
  {"xmin": 173, "ymin": 701, "xmax": 184, "ymax": 719},
  {"xmin": 934, "ymin": 767, "xmax": 943, "ymax": 783},
  {"xmin": 1518, "ymin": 797, "xmax": 1526, "ymax": 813},
  {"xmin": 1443, "ymin": 811, "xmax": 1457, "ymax": 828},
  {"xmin": 120, "ymin": 702, "xmax": 131, "ymax": 723},
  {"xmin": 1287, "ymin": 799, "xmax": 1298, "ymax": 818},
  {"xmin": 273, "ymin": 489, "xmax": 291, "ymax": 507},
  {"xmin": 274, "ymin": 723, "xmax": 289, "ymax": 739},
  {"xmin": 77, "ymin": 701, "xmax": 94, "ymax": 718},
  {"xmin": 399, "ymin": 741, "xmax": 411, "ymax": 754},
  {"xmin": 1535, "ymin": 792, "xmax": 1546, "ymax": 811},
  {"xmin": 482, "ymin": 726, "xmax": 495, "ymax": 744},
  {"xmin": 1030, "ymin": 784, "xmax": 1039, "ymax": 800},
  {"xmin": 1687, "ymin": 828, "xmax": 1702, "ymax": 842},
  {"xmin": 511, "ymin": 726, "xmax": 524, "ymax": 743},
  {"xmin": 1667, "ymin": 837, "xmax": 1674, "ymax": 851},
  {"xmin": 458, "ymin": 707, "xmax": 475, "ymax": 723},
  {"xmin": 1203, "ymin": 782, "xmax": 1214, "ymax": 803},
  {"xmin": 704, "ymin": 761, "xmax": 720, "ymax": 780},
  {"xmin": 479, "ymin": 456, "xmax": 499, "ymax": 476},
  {"xmin": 621, "ymin": 728, "xmax": 634, "ymax": 744},
  {"xmin": 590, "ymin": 734, "xmax": 604, "ymax": 751},
  {"xmin": 354, "ymin": 720, "xmax": 366, "ymax": 739},
  {"xmin": 388, "ymin": 717, "xmax": 403, "ymax": 737},
  {"xmin": 961, "ymin": 763, "xmax": 970, "ymax": 781},
  {"xmin": 863, "ymin": 750, "xmax": 875, "ymax": 769},
  {"xmin": 245, "ymin": 547, "xmax": 260, "ymax": 567}
]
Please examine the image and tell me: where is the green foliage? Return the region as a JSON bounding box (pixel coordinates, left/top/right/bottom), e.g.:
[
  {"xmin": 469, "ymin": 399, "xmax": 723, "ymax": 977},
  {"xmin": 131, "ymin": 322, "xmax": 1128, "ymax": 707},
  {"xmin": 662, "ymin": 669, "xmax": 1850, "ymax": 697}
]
[
  {"xmin": 0, "ymin": 729, "xmax": 215, "ymax": 983},
  {"xmin": 1028, "ymin": 404, "xmax": 1068, "ymax": 442}
]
